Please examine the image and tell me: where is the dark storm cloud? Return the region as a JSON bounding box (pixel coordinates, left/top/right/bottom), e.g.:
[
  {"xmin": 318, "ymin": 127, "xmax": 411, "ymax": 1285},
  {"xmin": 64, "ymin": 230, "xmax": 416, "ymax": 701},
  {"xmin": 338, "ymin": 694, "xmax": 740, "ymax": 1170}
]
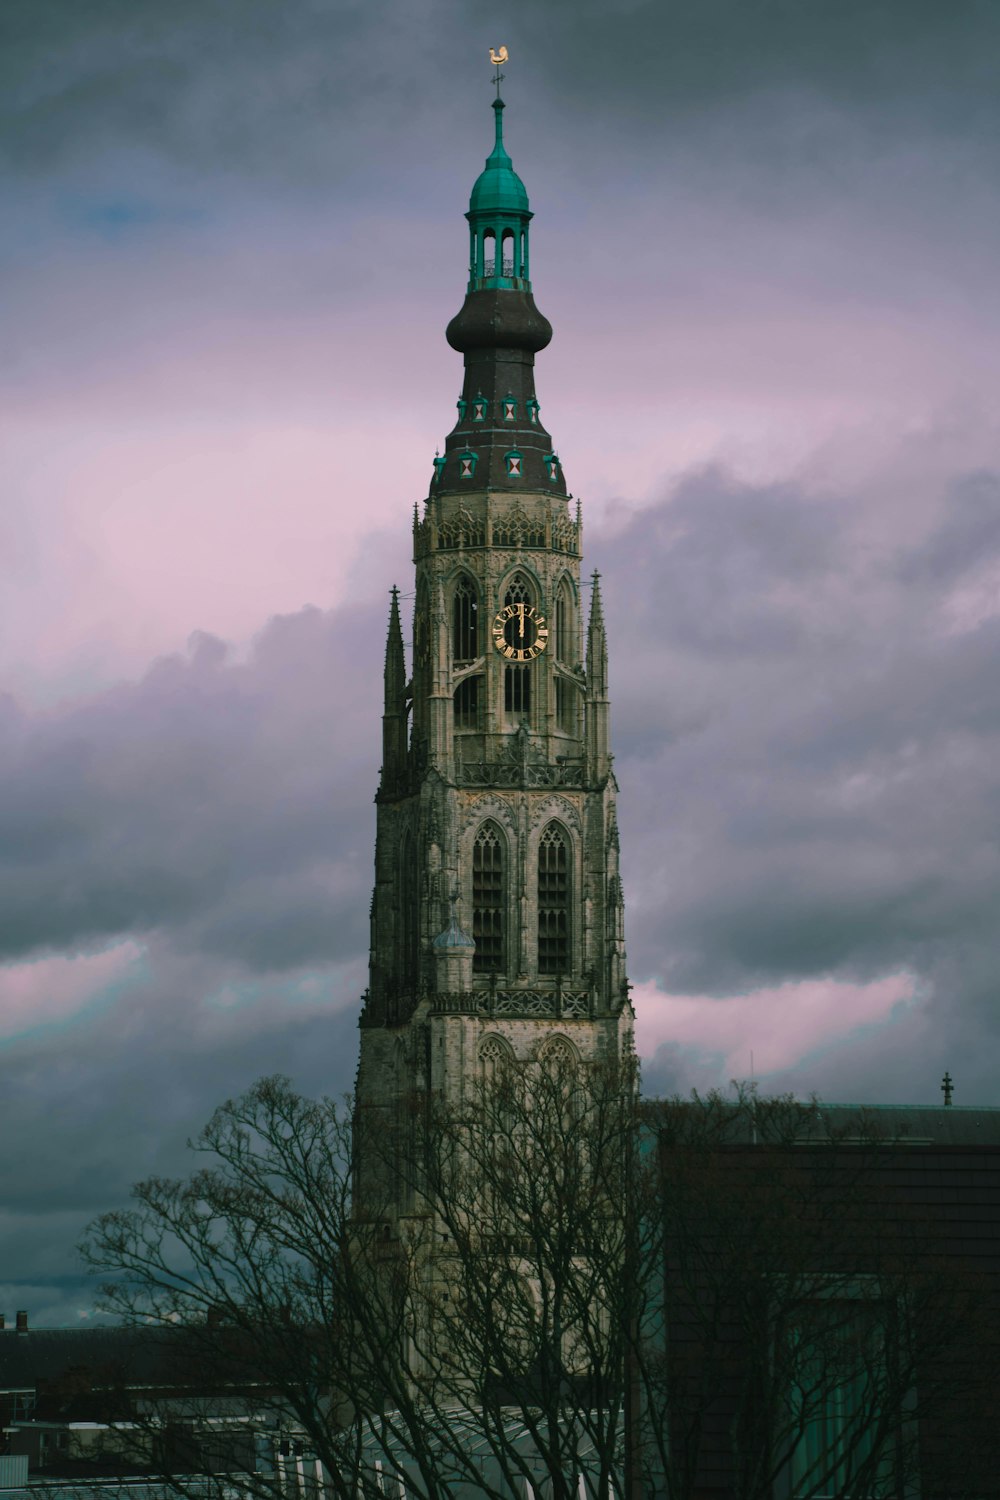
[
  {"xmin": 0, "ymin": 998, "xmax": 361, "ymax": 1325},
  {"xmin": 1, "ymin": 0, "xmax": 463, "ymax": 184},
  {"xmin": 598, "ymin": 457, "xmax": 1000, "ymax": 1101},
  {"xmin": 0, "ymin": 602, "xmax": 381, "ymax": 969},
  {"xmin": 7, "ymin": 0, "xmax": 1000, "ymax": 187}
]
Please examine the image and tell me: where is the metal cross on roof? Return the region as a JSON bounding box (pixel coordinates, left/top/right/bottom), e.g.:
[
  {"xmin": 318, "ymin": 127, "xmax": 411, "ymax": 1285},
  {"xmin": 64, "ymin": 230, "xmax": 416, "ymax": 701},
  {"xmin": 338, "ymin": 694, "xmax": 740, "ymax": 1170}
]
[{"xmin": 941, "ymin": 1070, "xmax": 954, "ymax": 1106}]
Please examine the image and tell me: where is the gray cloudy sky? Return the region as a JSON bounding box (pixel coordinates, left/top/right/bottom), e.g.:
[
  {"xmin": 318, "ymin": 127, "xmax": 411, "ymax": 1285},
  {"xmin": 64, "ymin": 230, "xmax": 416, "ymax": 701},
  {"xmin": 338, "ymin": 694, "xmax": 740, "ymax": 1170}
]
[{"xmin": 4, "ymin": 0, "xmax": 1000, "ymax": 1323}]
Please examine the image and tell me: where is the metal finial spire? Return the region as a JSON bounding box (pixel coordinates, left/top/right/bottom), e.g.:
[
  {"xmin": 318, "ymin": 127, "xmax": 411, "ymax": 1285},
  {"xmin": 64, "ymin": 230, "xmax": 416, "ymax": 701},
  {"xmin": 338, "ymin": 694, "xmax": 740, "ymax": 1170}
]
[{"xmin": 489, "ymin": 45, "xmax": 508, "ymax": 99}]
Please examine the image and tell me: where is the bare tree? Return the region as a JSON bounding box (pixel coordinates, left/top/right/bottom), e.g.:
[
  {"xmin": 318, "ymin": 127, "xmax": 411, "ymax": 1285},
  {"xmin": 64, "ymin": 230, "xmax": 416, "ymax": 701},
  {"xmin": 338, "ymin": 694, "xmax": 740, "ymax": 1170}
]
[
  {"xmin": 82, "ymin": 1063, "xmax": 633, "ymax": 1500},
  {"xmin": 82, "ymin": 1077, "xmax": 1000, "ymax": 1500}
]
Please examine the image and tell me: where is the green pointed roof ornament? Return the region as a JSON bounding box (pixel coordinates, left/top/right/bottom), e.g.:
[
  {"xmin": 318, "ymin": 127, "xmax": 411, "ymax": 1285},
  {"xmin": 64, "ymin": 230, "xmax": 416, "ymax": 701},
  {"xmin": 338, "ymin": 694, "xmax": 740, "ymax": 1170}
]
[
  {"xmin": 468, "ymin": 97, "xmax": 530, "ymax": 217},
  {"xmin": 468, "ymin": 47, "xmax": 531, "ymax": 220}
]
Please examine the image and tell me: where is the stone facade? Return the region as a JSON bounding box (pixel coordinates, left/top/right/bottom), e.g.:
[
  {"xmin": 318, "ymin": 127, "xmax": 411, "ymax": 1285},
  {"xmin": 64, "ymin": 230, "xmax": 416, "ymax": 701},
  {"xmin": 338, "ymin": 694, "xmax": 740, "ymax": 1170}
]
[{"xmin": 354, "ymin": 92, "xmax": 633, "ymax": 1222}]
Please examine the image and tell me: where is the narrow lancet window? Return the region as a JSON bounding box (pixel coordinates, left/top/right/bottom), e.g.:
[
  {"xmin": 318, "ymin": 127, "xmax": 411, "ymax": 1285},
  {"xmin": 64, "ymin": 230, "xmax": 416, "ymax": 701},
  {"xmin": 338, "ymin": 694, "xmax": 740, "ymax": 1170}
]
[
  {"xmin": 555, "ymin": 585, "xmax": 570, "ymax": 663},
  {"xmin": 555, "ymin": 677, "xmax": 576, "ymax": 734},
  {"xmin": 501, "ymin": 229, "xmax": 515, "ymax": 277},
  {"xmin": 473, "ymin": 823, "xmax": 505, "ymax": 972},
  {"xmin": 453, "ymin": 576, "xmax": 478, "ymax": 662},
  {"xmin": 505, "ymin": 665, "xmax": 531, "ymax": 717},
  {"xmin": 538, "ymin": 824, "xmax": 569, "ymax": 975},
  {"xmin": 454, "ymin": 674, "xmax": 481, "ymax": 729}
]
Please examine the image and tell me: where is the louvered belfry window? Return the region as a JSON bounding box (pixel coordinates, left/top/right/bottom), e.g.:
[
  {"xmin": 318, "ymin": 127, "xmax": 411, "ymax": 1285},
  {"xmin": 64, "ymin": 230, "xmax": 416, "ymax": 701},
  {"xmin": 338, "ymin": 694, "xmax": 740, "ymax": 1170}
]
[
  {"xmin": 473, "ymin": 823, "xmax": 505, "ymax": 972},
  {"xmin": 538, "ymin": 824, "xmax": 569, "ymax": 974}
]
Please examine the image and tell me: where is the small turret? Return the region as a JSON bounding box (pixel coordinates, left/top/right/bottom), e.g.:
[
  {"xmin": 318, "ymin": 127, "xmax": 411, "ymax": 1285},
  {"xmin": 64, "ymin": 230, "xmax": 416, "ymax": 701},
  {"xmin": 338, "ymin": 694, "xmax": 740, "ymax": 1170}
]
[
  {"xmin": 466, "ymin": 97, "xmax": 532, "ymax": 293},
  {"xmin": 432, "ymin": 892, "xmax": 475, "ymax": 993},
  {"xmin": 437, "ymin": 90, "xmax": 563, "ymax": 497}
]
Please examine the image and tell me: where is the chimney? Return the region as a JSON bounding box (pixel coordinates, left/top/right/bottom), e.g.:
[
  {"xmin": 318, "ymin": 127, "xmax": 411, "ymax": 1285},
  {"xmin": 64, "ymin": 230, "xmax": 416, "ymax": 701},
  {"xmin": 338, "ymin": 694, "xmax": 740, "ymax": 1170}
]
[
  {"xmin": 0, "ymin": 1313, "xmax": 5, "ymax": 1329},
  {"xmin": 15, "ymin": 1311, "xmax": 28, "ymax": 1334}
]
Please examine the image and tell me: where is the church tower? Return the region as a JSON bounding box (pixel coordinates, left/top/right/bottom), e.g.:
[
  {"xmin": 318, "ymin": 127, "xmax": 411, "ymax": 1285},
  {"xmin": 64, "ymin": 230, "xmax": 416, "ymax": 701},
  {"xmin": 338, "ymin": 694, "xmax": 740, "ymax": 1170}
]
[{"xmin": 355, "ymin": 84, "xmax": 632, "ymax": 1216}]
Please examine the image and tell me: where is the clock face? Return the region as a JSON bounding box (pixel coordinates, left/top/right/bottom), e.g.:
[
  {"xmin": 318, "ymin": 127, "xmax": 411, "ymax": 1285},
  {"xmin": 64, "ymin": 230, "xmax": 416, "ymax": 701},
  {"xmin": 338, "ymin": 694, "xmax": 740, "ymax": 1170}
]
[{"xmin": 492, "ymin": 603, "xmax": 549, "ymax": 661}]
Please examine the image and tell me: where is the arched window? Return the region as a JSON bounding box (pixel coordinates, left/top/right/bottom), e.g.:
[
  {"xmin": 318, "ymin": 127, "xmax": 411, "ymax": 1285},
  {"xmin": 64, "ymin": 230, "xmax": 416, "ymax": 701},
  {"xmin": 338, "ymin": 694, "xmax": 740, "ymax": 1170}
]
[
  {"xmin": 539, "ymin": 1034, "xmax": 578, "ymax": 1070},
  {"xmin": 505, "ymin": 573, "xmax": 533, "ymax": 608},
  {"xmin": 479, "ymin": 1033, "xmax": 513, "ymax": 1083},
  {"xmin": 472, "ymin": 822, "xmax": 505, "ymax": 972},
  {"xmin": 454, "ymin": 674, "xmax": 481, "ymax": 729},
  {"xmin": 555, "ymin": 581, "xmax": 573, "ymax": 664},
  {"xmin": 537, "ymin": 824, "xmax": 570, "ymax": 975},
  {"xmin": 501, "ymin": 230, "xmax": 515, "ymax": 278},
  {"xmin": 483, "ymin": 229, "xmax": 496, "ymax": 278},
  {"xmin": 555, "ymin": 677, "xmax": 577, "ymax": 735},
  {"xmin": 453, "ymin": 576, "xmax": 478, "ymax": 662}
]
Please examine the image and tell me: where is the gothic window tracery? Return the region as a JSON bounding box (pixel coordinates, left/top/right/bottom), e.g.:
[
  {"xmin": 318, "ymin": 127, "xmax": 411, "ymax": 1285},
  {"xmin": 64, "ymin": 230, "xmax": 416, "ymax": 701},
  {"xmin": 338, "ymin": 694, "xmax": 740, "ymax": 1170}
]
[
  {"xmin": 479, "ymin": 1033, "xmax": 514, "ymax": 1082},
  {"xmin": 437, "ymin": 511, "xmax": 485, "ymax": 550},
  {"xmin": 493, "ymin": 511, "xmax": 545, "ymax": 549},
  {"xmin": 504, "ymin": 573, "xmax": 533, "ymax": 607},
  {"xmin": 472, "ymin": 822, "xmax": 505, "ymax": 972},
  {"xmin": 537, "ymin": 823, "xmax": 570, "ymax": 975},
  {"xmin": 539, "ymin": 1034, "xmax": 578, "ymax": 1068}
]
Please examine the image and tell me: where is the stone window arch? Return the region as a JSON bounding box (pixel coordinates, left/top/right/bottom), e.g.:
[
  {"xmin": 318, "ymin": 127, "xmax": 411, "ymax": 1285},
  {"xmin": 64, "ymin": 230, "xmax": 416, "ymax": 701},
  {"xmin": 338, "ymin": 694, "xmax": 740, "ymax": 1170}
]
[
  {"xmin": 538, "ymin": 1034, "xmax": 580, "ymax": 1080},
  {"xmin": 554, "ymin": 576, "xmax": 575, "ymax": 664},
  {"xmin": 479, "ymin": 1033, "xmax": 515, "ymax": 1083},
  {"xmin": 472, "ymin": 821, "xmax": 506, "ymax": 973},
  {"xmin": 537, "ymin": 822, "xmax": 570, "ymax": 975}
]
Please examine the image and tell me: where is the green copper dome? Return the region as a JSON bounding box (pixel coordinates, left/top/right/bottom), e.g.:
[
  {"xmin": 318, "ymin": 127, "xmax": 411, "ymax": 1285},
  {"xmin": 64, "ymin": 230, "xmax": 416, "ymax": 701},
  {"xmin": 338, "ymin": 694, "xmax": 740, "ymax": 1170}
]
[{"xmin": 468, "ymin": 98, "xmax": 530, "ymax": 218}]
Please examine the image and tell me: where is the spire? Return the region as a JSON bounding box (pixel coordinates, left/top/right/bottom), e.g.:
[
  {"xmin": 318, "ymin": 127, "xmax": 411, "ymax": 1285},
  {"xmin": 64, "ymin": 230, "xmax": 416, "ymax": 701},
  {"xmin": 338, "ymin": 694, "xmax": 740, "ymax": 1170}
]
[
  {"xmin": 435, "ymin": 71, "xmax": 565, "ymax": 499},
  {"xmin": 384, "ymin": 586, "xmax": 405, "ymax": 708},
  {"xmin": 464, "ymin": 85, "xmax": 533, "ymax": 293},
  {"xmin": 587, "ymin": 571, "xmax": 608, "ymax": 693},
  {"xmin": 586, "ymin": 572, "xmax": 611, "ymax": 779},
  {"xmin": 379, "ymin": 587, "xmax": 407, "ymax": 795}
]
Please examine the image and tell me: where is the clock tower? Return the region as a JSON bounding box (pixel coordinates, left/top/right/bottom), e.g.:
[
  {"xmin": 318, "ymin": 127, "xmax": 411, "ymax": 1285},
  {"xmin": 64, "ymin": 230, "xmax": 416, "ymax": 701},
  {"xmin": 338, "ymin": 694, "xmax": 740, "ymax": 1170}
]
[{"xmin": 354, "ymin": 86, "xmax": 632, "ymax": 1216}]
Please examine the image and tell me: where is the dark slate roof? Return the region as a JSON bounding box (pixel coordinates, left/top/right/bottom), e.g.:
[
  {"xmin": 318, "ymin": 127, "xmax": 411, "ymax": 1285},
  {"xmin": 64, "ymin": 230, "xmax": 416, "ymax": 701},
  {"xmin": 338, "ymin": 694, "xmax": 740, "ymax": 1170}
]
[
  {"xmin": 0, "ymin": 1328, "xmax": 173, "ymax": 1391},
  {"xmin": 0, "ymin": 1325, "xmax": 271, "ymax": 1398},
  {"xmin": 807, "ymin": 1104, "xmax": 1000, "ymax": 1146}
]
